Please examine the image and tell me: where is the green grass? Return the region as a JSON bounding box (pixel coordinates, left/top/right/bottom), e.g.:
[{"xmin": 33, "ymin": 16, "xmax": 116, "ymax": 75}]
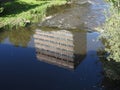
[{"xmin": 0, "ymin": 0, "xmax": 67, "ymax": 29}]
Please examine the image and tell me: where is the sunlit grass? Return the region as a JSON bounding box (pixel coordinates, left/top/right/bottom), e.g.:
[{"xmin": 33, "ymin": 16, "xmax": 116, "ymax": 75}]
[{"xmin": 0, "ymin": 0, "xmax": 66, "ymax": 29}]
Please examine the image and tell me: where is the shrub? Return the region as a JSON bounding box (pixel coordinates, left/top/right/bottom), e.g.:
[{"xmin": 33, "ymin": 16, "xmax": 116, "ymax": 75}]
[
  {"xmin": 99, "ymin": 0, "xmax": 120, "ymax": 80},
  {"xmin": 100, "ymin": 0, "xmax": 120, "ymax": 62}
]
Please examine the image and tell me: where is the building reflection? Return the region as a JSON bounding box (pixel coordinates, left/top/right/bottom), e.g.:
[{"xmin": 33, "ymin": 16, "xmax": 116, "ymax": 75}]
[{"xmin": 33, "ymin": 29, "xmax": 87, "ymax": 70}]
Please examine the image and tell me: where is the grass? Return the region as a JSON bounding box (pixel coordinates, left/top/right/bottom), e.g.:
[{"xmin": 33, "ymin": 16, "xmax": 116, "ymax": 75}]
[{"xmin": 0, "ymin": 0, "xmax": 67, "ymax": 29}]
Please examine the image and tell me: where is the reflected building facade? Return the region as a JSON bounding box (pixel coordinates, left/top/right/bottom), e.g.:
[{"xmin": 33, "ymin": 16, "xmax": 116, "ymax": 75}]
[{"xmin": 33, "ymin": 29, "xmax": 87, "ymax": 70}]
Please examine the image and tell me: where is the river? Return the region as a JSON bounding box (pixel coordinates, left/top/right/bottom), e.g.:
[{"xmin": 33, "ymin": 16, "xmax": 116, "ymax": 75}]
[{"xmin": 0, "ymin": 0, "xmax": 119, "ymax": 90}]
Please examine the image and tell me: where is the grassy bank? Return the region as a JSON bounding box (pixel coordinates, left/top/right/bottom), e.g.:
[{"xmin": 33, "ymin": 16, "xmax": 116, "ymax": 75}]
[{"xmin": 0, "ymin": 0, "xmax": 66, "ymax": 29}]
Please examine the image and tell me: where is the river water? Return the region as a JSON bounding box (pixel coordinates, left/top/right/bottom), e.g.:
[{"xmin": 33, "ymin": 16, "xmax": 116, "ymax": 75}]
[
  {"xmin": 0, "ymin": 26, "xmax": 104, "ymax": 90},
  {"xmin": 0, "ymin": 0, "xmax": 118, "ymax": 90}
]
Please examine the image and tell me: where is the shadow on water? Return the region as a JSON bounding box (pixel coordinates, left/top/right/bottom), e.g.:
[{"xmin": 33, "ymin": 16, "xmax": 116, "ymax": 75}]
[{"xmin": 102, "ymin": 77, "xmax": 120, "ymax": 90}]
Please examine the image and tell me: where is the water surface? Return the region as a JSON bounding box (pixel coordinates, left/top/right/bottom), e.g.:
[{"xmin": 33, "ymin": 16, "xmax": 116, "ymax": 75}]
[
  {"xmin": 0, "ymin": 26, "xmax": 105, "ymax": 90},
  {"xmin": 0, "ymin": 0, "xmax": 111, "ymax": 90}
]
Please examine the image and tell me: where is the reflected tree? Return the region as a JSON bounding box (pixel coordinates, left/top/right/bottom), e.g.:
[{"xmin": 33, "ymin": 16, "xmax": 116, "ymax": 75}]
[
  {"xmin": 0, "ymin": 26, "xmax": 35, "ymax": 47},
  {"xmin": 0, "ymin": 30, "xmax": 8, "ymax": 42}
]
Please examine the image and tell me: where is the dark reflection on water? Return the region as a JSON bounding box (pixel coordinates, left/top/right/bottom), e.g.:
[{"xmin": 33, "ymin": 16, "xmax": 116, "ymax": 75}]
[
  {"xmin": 0, "ymin": 26, "xmax": 35, "ymax": 47},
  {"xmin": 0, "ymin": 26, "xmax": 105, "ymax": 90}
]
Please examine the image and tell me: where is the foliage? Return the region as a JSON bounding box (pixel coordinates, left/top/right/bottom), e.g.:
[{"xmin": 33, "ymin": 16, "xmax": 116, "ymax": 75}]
[
  {"xmin": 107, "ymin": 0, "xmax": 120, "ymax": 9},
  {"xmin": 0, "ymin": 0, "xmax": 67, "ymax": 29},
  {"xmin": 100, "ymin": 0, "xmax": 120, "ymax": 62},
  {"xmin": 101, "ymin": 13, "xmax": 120, "ymax": 62},
  {"xmin": 99, "ymin": 0, "xmax": 120, "ymax": 80}
]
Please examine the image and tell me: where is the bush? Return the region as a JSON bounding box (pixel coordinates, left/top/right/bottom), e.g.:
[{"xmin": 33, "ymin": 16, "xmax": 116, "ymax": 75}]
[
  {"xmin": 98, "ymin": 0, "xmax": 120, "ymax": 80},
  {"xmin": 107, "ymin": 0, "xmax": 120, "ymax": 10},
  {"xmin": 100, "ymin": 1, "xmax": 120, "ymax": 62}
]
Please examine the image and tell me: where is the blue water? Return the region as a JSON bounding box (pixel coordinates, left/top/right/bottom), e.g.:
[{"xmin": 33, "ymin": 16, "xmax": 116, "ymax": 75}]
[{"xmin": 0, "ymin": 29, "xmax": 105, "ymax": 90}]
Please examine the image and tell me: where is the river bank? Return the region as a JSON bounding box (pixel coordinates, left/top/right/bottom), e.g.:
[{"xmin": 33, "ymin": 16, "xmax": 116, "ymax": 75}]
[{"xmin": 0, "ymin": 0, "xmax": 66, "ymax": 29}]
